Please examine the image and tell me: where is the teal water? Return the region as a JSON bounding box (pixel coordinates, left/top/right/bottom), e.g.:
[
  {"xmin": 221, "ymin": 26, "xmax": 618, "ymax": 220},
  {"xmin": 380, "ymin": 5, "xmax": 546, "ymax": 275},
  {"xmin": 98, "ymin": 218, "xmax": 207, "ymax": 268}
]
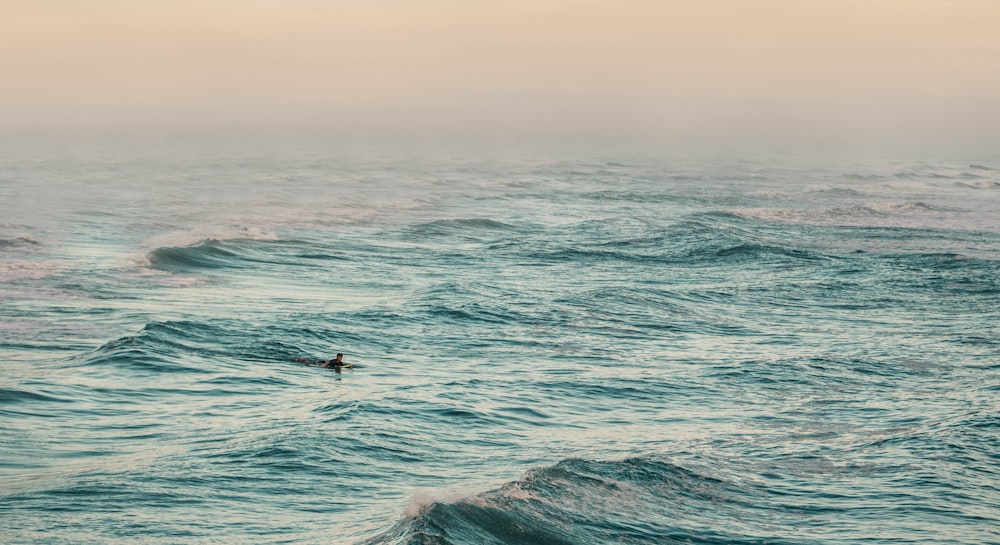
[{"xmin": 2, "ymin": 152, "xmax": 998, "ymax": 544}]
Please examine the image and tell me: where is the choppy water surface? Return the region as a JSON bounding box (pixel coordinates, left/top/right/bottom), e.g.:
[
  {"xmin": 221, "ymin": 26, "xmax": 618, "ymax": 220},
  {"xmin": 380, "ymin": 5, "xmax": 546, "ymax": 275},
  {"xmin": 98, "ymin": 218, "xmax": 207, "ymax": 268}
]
[{"xmin": 2, "ymin": 151, "xmax": 998, "ymax": 544}]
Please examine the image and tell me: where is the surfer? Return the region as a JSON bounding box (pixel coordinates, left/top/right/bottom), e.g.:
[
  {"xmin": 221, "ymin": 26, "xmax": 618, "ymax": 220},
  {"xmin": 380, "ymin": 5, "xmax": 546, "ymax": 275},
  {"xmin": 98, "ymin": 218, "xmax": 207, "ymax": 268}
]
[
  {"xmin": 321, "ymin": 353, "xmax": 346, "ymax": 369},
  {"xmin": 296, "ymin": 353, "xmax": 350, "ymax": 369}
]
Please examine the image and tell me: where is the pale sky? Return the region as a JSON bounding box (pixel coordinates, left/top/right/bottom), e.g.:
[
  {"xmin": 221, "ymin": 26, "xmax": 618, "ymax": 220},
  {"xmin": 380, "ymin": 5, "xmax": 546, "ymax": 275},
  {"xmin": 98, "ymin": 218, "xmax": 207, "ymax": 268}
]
[{"xmin": 3, "ymin": 0, "xmax": 999, "ymax": 153}]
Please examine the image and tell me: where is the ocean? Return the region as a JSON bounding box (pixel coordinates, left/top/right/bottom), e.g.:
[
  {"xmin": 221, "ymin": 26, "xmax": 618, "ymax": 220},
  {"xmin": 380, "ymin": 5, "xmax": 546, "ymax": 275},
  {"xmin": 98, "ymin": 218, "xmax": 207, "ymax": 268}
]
[{"xmin": 2, "ymin": 150, "xmax": 998, "ymax": 544}]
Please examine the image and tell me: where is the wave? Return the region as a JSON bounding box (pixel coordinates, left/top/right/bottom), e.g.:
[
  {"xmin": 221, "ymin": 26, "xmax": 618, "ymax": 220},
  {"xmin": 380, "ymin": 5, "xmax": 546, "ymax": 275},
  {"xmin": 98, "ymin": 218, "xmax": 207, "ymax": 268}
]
[
  {"xmin": 823, "ymin": 201, "xmax": 950, "ymax": 216},
  {"xmin": 74, "ymin": 320, "xmax": 307, "ymax": 373},
  {"xmin": 144, "ymin": 237, "xmax": 307, "ymax": 272},
  {"xmin": 146, "ymin": 240, "xmax": 248, "ymax": 271},
  {"xmin": 535, "ymin": 214, "xmax": 825, "ymax": 266},
  {"xmin": 0, "ymin": 386, "xmax": 72, "ymax": 405},
  {"xmin": 712, "ymin": 242, "xmax": 822, "ymax": 262},
  {"xmin": 140, "ymin": 225, "xmax": 287, "ymax": 269},
  {"xmin": 845, "ymin": 201, "xmax": 950, "ymax": 214},
  {"xmin": 142, "ymin": 225, "xmax": 279, "ymax": 250},
  {"xmin": 889, "ymin": 168, "xmax": 967, "ymax": 180},
  {"xmin": 580, "ymin": 190, "xmax": 681, "ymax": 204},
  {"xmin": 76, "ymin": 325, "xmax": 217, "ymax": 374},
  {"xmin": 807, "ymin": 186, "xmax": 866, "ymax": 197},
  {"xmin": 955, "ymin": 180, "xmax": 1000, "ymax": 190},
  {"xmin": 731, "ymin": 201, "xmax": 958, "ymax": 227},
  {"xmin": 362, "ymin": 457, "xmax": 804, "ymax": 545},
  {"xmin": 0, "ymin": 235, "xmax": 41, "ymax": 250}
]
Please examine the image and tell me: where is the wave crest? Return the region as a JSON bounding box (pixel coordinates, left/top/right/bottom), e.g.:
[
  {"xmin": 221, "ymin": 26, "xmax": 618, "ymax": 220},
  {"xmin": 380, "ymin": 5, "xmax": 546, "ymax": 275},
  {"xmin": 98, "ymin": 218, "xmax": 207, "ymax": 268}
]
[
  {"xmin": 146, "ymin": 240, "xmax": 244, "ymax": 271},
  {"xmin": 362, "ymin": 457, "xmax": 790, "ymax": 545},
  {"xmin": 74, "ymin": 320, "xmax": 305, "ymax": 373},
  {"xmin": 142, "ymin": 225, "xmax": 279, "ymax": 249}
]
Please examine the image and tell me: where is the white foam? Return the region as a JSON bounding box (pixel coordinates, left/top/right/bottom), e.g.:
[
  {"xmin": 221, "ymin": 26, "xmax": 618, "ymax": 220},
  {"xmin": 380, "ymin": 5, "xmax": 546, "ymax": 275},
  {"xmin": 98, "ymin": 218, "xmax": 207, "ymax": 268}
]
[
  {"xmin": 403, "ymin": 492, "xmax": 436, "ymax": 519},
  {"xmin": 403, "ymin": 489, "xmax": 477, "ymax": 519},
  {"xmin": 496, "ymin": 480, "xmax": 543, "ymax": 503},
  {"xmin": 0, "ymin": 260, "xmax": 64, "ymax": 282},
  {"xmin": 141, "ymin": 224, "xmax": 279, "ymax": 250}
]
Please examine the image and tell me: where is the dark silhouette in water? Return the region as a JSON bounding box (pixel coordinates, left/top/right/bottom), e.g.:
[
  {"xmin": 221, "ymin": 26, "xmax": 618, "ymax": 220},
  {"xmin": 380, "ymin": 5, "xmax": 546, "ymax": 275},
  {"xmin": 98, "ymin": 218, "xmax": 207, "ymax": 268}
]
[{"xmin": 296, "ymin": 353, "xmax": 352, "ymax": 370}]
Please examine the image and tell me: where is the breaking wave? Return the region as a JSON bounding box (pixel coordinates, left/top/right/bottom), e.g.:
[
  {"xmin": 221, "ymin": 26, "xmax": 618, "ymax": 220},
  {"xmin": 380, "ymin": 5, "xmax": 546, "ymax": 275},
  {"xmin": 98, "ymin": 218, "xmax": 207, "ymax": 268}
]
[{"xmin": 365, "ymin": 457, "xmax": 812, "ymax": 545}]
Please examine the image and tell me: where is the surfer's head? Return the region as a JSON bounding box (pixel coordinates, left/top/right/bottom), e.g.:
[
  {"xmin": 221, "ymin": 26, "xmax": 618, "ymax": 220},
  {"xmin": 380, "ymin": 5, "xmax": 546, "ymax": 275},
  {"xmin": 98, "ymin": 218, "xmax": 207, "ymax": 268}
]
[{"xmin": 334, "ymin": 353, "xmax": 343, "ymax": 363}]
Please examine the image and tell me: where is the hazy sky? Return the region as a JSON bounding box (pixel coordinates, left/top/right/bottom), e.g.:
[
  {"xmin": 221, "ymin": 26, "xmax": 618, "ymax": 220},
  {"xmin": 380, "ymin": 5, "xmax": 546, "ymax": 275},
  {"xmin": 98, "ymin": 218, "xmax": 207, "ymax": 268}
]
[{"xmin": 3, "ymin": 0, "xmax": 999, "ymax": 153}]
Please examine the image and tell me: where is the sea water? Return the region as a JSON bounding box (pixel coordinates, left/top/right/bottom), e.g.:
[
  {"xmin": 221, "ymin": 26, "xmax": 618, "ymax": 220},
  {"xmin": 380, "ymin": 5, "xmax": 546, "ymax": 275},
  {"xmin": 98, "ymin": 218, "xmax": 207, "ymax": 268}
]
[{"xmin": 1, "ymin": 150, "xmax": 998, "ymax": 544}]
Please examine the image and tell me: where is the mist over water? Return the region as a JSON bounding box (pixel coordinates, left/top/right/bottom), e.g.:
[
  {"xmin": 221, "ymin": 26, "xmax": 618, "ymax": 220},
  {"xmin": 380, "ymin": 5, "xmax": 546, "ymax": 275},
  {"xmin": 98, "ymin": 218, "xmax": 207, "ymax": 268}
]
[
  {"xmin": 4, "ymin": 0, "xmax": 1000, "ymax": 155},
  {"xmin": 2, "ymin": 150, "xmax": 998, "ymax": 544}
]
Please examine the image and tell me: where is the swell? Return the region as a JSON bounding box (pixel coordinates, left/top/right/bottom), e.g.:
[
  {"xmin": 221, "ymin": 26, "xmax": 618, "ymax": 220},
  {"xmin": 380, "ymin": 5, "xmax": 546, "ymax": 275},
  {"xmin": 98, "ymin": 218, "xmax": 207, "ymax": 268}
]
[
  {"xmin": 402, "ymin": 214, "xmax": 828, "ymax": 267},
  {"xmin": 729, "ymin": 201, "xmax": 961, "ymax": 225},
  {"xmin": 146, "ymin": 241, "xmax": 246, "ymax": 271},
  {"xmin": 0, "ymin": 387, "xmax": 73, "ymax": 405},
  {"xmin": 518, "ymin": 214, "xmax": 829, "ymax": 266},
  {"xmin": 362, "ymin": 427, "xmax": 1000, "ymax": 545},
  {"xmin": 361, "ymin": 457, "xmax": 803, "ymax": 545},
  {"xmin": 144, "ymin": 239, "xmax": 295, "ymax": 272},
  {"xmin": 0, "ymin": 235, "xmax": 41, "ymax": 250},
  {"xmin": 72, "ymin": 320, "xmax": 308, "ymax": 374},
  {"xmin": 144, "ymin": 236, "xmax": 322, "ymax": 273}
]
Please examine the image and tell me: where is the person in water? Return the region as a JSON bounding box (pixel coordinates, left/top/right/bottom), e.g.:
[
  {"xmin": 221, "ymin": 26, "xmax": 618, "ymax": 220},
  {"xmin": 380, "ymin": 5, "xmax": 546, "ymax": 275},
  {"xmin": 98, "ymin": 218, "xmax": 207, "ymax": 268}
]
[
  {"xmin": 321, "ymin": 353, "xmax": 345, "ymax": 369},
  {"xmin": 296, "ymin": 353, "xmax": 348, "ymax": 369}
]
